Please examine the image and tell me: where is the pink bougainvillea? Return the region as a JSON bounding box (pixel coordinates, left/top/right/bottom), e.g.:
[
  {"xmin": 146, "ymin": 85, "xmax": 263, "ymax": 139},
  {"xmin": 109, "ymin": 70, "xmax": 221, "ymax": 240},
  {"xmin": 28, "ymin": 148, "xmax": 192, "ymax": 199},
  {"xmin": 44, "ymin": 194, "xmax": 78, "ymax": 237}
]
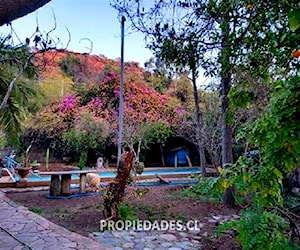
[
  {"xmin": 60, "ymin": 95, "xmax": 76, "ymax": 113},
  {"xmin": 176, "ymin": 107, "xmax": 185, "ymax": 114}
]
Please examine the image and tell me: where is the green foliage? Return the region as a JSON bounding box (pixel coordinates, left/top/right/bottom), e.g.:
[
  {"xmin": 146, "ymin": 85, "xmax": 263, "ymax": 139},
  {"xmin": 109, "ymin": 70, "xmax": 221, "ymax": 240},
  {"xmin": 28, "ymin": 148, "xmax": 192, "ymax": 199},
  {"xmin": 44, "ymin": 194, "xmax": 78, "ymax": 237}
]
[
  {"xmin": 0, "ymin": 135, "xmax": 4, "ymax": 149},
  {"xmin": 39, "ymin": 76, "xmax": 74, "ymax": 104},
  {"xmin": 221, "ymin": 76, "xmax": 300, "ymax": 208},
  {"xmin": 118, "ymin": 203, "xmax": 137, "ymax": 221},
  {"xmin": 217, "ymin": 209, "xmax": 291, "ymax": 250},
  {"xmin": 137, "ymin": 204, "xmax": 167, "ymax": 222},
  {"xmin": 62, "ymin": 113, "xmax": 110, "ymax": 162},
  {"xmin": 240, "ymin": 75, "xmax": 300, "ymax": 206},
  {"xmin": 216, "ymin": 75, "xmax": 300, "ymax": 247},
  {"xmin": 0, "ymin": 39, "xmax": 40, "ymax": 147},
  {"xmin": 182, "ymin": 177, "xmax": 223, "ymax": 203},
  {"xmin": 78, "ymin": 151, "xmax": 88, "ymax": 169},
  {"xmin": 134, "ymin": 161, "xmax": 144, "ymax": 175},
  {"xmin": 229, "ymin": 87, "xmax": 255, "ymax": 108},
  {"xmin": 59, "ymin": 54, "xmax": 90, "ymax": 83},
  {"xmin": 143, "ymin": 121, "xmax": 173, "ymax": 146},
  {"xmin": 29, "ymin": 207, "xmax": 44, "ymax": 215},
  {"xmin": 288, "ymin": 9, "xmax": 300, "ymax": 31}
]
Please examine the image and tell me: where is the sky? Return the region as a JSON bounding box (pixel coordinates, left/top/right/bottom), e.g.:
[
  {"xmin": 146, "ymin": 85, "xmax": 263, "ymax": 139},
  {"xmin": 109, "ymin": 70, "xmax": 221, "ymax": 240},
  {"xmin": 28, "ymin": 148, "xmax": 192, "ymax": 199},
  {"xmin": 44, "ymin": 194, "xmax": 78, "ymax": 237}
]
[{"xmin": 0, "ymin": 0, "xmax": 154, "ymax": 67}]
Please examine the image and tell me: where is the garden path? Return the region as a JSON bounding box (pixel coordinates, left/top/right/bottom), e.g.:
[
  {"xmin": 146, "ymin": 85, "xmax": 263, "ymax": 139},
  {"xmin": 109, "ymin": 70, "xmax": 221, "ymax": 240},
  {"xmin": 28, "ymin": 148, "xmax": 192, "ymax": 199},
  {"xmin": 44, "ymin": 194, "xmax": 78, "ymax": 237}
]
[{"xmin": 0, "ymin": 190, "xmax": 108, "ymax": 250}]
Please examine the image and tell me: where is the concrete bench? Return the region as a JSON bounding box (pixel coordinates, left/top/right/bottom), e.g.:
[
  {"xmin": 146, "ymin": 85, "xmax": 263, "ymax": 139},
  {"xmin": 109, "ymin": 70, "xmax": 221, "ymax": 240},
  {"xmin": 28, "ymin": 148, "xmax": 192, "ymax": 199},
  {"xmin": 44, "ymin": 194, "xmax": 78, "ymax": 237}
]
[{"xmin": 39, "ymin": 170, "xmax": 102, "ymax": 196}]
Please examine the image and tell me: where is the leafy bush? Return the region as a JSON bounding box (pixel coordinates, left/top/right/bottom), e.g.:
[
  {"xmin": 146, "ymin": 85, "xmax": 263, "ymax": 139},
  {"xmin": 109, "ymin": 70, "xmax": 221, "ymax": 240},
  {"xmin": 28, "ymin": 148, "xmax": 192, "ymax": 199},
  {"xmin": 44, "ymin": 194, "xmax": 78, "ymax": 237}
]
[
  {"xmin": 118, "ymin": 202, "xmax": 137, "ymax": 221},
  {"xmin": 78, "ymin": 151, "xmax": 88, "ymax": 169},
  {"xmin": 62, "ymin": 112, "xmax": 110, "ymax": 163},
  {"xmin": 182, "ymin": 177, "xmax": 223, "ymax": 203},
  {"xmin": 217, "ymin": 209, "xmax": 291, "ymax": 250}
]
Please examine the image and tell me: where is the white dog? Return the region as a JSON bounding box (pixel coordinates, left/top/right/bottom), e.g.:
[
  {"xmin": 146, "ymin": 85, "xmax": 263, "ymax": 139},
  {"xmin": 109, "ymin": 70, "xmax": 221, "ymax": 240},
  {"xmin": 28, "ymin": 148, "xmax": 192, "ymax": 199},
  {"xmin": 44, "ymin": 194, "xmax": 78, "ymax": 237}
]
[{"xmin": 86, "ymin": 173, "xmax": 101, "ymax": 192}]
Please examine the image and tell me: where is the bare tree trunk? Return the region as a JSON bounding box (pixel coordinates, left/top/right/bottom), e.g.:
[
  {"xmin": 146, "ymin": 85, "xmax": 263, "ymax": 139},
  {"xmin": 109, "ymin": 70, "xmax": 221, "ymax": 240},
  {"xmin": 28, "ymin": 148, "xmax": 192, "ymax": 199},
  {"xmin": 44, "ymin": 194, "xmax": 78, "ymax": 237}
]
[
  {"xmin": 160, "ymin": 144, "xmax": 165, "ymax": 166},
  {"xmin": 103, "ymin": 151, "xmax": 134, "ymax": 221},
  {"xmin": 0, "ymin": 0, "xmax": 51, "ymax": 26},
  {"xmin": 220, "ymin": 15, "xmax": 235, "ymax": 207},
  {"xmin": 191, "ymin": 69, "xmax": 206, "ymax": 176},
  {"xmin": 222, "ymin": 73, "xmax": 235, "ymax": 206},
  {"xmin": 221, "ymin": 73, "xmax": 233, "ymax": 165}
]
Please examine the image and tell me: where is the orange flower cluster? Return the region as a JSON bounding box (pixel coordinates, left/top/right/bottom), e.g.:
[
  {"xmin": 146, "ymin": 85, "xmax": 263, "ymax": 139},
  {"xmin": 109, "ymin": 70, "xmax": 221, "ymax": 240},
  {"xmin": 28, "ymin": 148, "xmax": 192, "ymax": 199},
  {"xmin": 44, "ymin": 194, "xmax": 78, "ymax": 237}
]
[
  {"xmin": 291, "ymin": 49, "xmax": 300, "ymax": 58},
  {"xmin": 246, "ymin": 4, "xmax": 253, "ymax": 10}
]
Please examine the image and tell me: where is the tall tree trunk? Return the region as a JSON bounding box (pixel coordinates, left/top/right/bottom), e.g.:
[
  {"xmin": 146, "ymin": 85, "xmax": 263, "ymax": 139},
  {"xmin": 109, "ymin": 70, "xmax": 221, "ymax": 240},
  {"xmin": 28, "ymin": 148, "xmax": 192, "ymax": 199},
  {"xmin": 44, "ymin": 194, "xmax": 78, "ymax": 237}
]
[
  {"xmin": 103, "ymin": 151, "xmax": 134, "ymax": 221},
  {"xmin": 220, "ymin": 12, "xmax": 235, "ymax": 207},
  {"xmin": 0, "ymin": 0, "xmax": 51, "ymax": 26},
  {"xmin": 221, "ymin": 73, "xmax": 233, "ymax": 165},
  {"xmin": 191, "ymin": 69, "xmax": 206, "ymax": 176}
]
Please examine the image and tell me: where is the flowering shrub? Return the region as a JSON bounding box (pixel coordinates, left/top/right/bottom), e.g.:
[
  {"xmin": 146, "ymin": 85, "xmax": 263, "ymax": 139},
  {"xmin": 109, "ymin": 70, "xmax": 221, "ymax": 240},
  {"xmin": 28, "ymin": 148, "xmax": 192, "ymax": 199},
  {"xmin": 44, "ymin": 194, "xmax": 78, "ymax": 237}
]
[
  {"xmin": 23, "ymin": 57, "xmax": 185, "ymax": 162},
  {"xmin": 60, "ymin": 95, "xmax": 77, "ymax": 113}
]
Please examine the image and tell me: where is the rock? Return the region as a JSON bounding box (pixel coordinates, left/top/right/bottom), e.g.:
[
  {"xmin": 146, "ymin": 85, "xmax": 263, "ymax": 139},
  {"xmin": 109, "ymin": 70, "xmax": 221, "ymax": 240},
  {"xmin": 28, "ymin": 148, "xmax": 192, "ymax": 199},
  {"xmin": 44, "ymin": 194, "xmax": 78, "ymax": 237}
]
[
  {"xmin": 161, "ymin": 242, "xmax": 173, "ymax": 247},
  {"xmin": 122, "ymin": 242, "xmax": 135, "ymax": 249},
  {"xmin": 159, "ymin": 233, "xmax": 177, "ymax": 241},
  {"xmin": 232, "ymin": 214, "xmax": 240, "ymax": 219},
  {"xmin": 291, "ymin": 187, "xmax": 300, "ymax": 197},
  {"xmin": 191, "ymin": 239, "xmax": 200, "ymax": 244},
  {"xmin": 208, "ymin": 219, "xmax": 217, "ymax": 223},
  {"xmin": 176, "ymin": 241, "xmax": 194, "ymax": 249},
  {"xmin": 191, "ymin": 235, "xmax": 202, "ymax": 240},
  {"xmin": 129, "ymin": 230, "xmax": 137, "ymax": 235},
  {"xmin": 178, "ymin": 232, "xmax": 189, "ymax": 238}
]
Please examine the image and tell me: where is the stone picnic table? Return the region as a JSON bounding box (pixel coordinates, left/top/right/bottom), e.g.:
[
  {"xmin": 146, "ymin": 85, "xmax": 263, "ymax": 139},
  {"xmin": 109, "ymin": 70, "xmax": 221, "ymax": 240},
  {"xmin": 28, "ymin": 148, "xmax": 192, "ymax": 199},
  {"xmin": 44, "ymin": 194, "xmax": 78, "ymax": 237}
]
[{"xmin": 38, "ymin": 169, "xmax": 101, "ymax": 196}]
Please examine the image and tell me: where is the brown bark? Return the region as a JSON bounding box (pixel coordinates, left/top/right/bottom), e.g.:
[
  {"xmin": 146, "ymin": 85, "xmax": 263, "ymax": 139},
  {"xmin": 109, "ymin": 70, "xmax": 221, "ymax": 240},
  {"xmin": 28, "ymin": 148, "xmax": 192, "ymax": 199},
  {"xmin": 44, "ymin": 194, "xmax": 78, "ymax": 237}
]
[
  {"xmin": 0, "ymin": 0, "xmax": 51, "ymax": 26},
  {"xmin": 103, "ymin": 151, "xmax": 134, "ymax": 221},
  {"xmin": 221, "ymin": 72, "xmax": 233, "ymax": 165},
  {"xmin": 220, "ymin": 15, "xmax": 235, "ymax": 208},
  {"xmin": 192, "ymin": 69, "xmax": 206, "ymax": 176}
]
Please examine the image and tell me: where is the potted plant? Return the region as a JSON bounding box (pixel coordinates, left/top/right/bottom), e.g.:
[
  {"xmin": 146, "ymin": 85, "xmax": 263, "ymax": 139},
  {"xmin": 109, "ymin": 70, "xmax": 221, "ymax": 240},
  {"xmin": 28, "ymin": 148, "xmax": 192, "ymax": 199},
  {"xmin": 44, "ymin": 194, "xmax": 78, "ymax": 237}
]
[{"xmin": 16, "ymin": 145, "xmax": 32, "ymax": 179}]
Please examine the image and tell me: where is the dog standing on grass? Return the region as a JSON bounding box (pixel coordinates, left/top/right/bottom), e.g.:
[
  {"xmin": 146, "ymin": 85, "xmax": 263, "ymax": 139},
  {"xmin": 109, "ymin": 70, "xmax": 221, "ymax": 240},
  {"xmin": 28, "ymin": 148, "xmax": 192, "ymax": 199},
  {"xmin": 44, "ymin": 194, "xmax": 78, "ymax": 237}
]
[{"xmin": 86, "ymin": 173, "xmax": 101, "ymax": 192}]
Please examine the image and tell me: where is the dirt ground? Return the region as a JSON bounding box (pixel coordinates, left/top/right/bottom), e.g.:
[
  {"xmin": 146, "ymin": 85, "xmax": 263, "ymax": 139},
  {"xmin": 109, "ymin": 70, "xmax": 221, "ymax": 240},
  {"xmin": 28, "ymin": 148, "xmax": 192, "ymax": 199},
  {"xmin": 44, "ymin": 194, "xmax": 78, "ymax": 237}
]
[{"xmin": 6, "ymin": 185, "xmax": 241, "ymax": 249}]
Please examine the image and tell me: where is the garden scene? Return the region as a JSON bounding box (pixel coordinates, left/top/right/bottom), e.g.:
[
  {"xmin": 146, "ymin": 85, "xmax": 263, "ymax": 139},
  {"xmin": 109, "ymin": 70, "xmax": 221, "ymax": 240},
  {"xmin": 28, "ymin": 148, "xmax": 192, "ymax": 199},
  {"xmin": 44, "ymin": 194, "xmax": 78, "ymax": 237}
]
[{"xmin": 0, "ymin": 0, "xmax": 300, "ymax": 249}]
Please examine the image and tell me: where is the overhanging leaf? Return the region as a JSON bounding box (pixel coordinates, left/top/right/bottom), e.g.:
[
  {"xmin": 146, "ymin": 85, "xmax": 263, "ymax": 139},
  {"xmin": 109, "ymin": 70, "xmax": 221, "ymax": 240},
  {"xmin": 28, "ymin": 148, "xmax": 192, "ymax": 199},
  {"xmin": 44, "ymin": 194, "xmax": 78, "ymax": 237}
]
[{"xmin": 288, "ymin": 9, "xmax": 300, "ymax": 31}]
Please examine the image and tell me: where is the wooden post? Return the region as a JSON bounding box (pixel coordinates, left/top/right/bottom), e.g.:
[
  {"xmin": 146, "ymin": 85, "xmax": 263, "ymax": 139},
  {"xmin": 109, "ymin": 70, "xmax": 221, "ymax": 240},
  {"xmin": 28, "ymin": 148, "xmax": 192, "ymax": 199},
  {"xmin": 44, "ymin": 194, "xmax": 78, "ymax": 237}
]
[
  {"xmin": 50, "ymin": 175, "xmax": 60, "ymax": 196},
  {"xmin": 79, "ymin": 173, "xmax": 87, "ymax": 193},
  {"xmin": 61, "ymin": 174, "xmax": 71, "ymax": 196},
  {"xmin": 174, "ymin": 155, "xmax": 178, "ymax": 168},
  {"xmin": 185, "ymin": 155, "xmax": 193, "ymax": 168}
]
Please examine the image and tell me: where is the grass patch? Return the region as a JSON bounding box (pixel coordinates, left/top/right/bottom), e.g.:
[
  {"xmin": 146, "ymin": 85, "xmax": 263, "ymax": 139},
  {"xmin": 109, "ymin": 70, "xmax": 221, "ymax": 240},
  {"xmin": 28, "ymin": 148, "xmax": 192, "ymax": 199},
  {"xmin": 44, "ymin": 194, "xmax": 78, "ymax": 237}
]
[
  {"xmin": 50, "ymin": 208, "xmax": 70, "ymax": 218},
  {"xmin": 136, "ymin": 204, "xmax": 167, "ymax": 222},
  {"xmin": 119, "ymin": 202, "xmax": 138, "ymax": 221},
  {"xmin": 29, "ymin": 207, "xmax": 44, "ymax": 215}
]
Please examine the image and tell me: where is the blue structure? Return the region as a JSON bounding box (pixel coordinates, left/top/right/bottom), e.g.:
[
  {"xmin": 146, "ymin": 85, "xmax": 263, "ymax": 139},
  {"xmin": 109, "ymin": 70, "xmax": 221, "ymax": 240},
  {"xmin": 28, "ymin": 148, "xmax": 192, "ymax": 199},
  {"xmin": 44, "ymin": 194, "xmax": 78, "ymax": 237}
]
[{"xmin": 167, "ymin": 147, "xmax": 189, "ymax": 166}]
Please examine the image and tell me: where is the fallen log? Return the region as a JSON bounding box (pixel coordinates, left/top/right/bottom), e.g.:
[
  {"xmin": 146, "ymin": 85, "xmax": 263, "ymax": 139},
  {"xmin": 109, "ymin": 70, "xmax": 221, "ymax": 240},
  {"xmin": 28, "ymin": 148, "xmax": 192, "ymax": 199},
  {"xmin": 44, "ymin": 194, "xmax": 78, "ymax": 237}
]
[{"xmin": 156, "ymin": 174, "xmax": 170, "ymax": 184}]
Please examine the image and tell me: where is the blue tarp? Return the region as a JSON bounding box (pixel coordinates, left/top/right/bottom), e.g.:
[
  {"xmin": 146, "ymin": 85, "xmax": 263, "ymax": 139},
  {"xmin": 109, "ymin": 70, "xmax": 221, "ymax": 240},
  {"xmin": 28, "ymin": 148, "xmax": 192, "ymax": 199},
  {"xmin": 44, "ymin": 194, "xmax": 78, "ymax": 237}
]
[{"xmin": 168, "ymin": 148, "xmax": 189, "ymax": 165}]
